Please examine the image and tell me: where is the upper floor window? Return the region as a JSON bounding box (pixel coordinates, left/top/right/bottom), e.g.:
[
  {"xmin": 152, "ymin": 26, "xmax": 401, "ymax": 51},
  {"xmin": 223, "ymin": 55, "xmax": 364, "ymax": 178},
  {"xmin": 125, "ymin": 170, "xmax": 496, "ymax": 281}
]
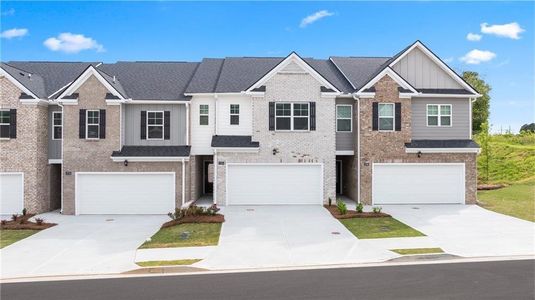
[
  {"xmin": 147, "ymin": 111, "xmax": 164, "ymax": 140},
  {"xmin": 230, "ymin": 104, "xmax": 240, "ymax": 125},
  {"xmin": 199, "ymin": 104, "xmax": 209, "ymax": 125},
  {"xmin": 86, "ymin": 110, "xmax": 100, "ymax": 139},
  {"xmin": 336, "ymin": 105, "xmax": 352, "ymax": 132},
  {"xmin": 427, "ymin": 104, "xmax": 452, "ymax": 127},
  {"xmin": 275, "ymin": 102, "xmax": 309, "ymax": 131},
  {"xmin": 52, "ymin": 111, "xmax": 62, "ymax": 140},
  {"xmin": 378, "ymin": 103, "xmax": 395, "ymax": 131},
  {"xmin": 0, "ymin": 110, "xmax": 10, "ymax": 139}
]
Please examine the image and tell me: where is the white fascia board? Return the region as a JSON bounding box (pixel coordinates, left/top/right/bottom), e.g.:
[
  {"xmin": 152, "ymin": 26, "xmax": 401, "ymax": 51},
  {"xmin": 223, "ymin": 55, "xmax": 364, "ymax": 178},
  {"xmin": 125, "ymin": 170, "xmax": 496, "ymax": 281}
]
[
  {"xmin": 48, "ymin": 159, "xmax": 63, "ymax": 164},
  {"xmin": 389, "ymin": 41, "xmax": 480, "ymax": 96},
  {"xmin": 212, "ymin": 147, "xmax": 259, "ymax": 153},
  {"xmin": 127, "ymin": 100, "xmax": 189, "ymax": 104},
  {"xmin": 321, "ymin": 92, "xmax": 341, "ymax": 98},
  {"xmin": 20, "ymin": 99, "xmax": 50, "ymax": 106},
  {"xmin": 184, "ymin": 92, "xmax": 244, "ymax": 97},
  {"xmin": 242, "ymin": 91, "xmax": 265, "ymax": 97},
  {"xmin": 354, "ymin": 92, "xmax": 376, "ymax": 98},
  {"xmin": 58, "ymin": 66, "xmax": 125, "ymax": 100},
  {"xmin": 0, "ymin": 68, "xmax": 40, "ymax": 99},
  {"xmin": 336, "ymin": 150, "xmax": 354, "ymax": 155},
  {"xmin": 245, "ymin": 52, "xmax": 340, "ymax": 93},
  {"xmin": 357, "ymin": 67, "xmax": 418, "ymax": 94},
  {"xmin": 405, "ymin": 148, "xmax": 481, "ymax": 154},
  {"xmin": 57, "ymin": 99, "xmax": 78, "ymax": 105},
  {"xmin": 111, "ymin": 156, "xmax": 190, "ymax": 162},
  {"xmin": 412, "ymin": 93, "xmax": 475, "ymax": 98}
]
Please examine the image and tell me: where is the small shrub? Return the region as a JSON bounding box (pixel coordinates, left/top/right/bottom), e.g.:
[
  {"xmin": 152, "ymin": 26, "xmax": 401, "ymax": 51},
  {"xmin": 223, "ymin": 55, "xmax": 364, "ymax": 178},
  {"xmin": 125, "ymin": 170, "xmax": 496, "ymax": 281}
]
[
  {"xmin": 35, "ymin": 218, "xmax": 44, "ymax": 225},
  {"xmin": 1, "ymin": 220, "xmax": 6, "ymax": 225},
  {"xmin": 11, "ymin": 214, "xmax": 18, "ymax": 221},
  {"xmin": 22, "ymin": 208, "xmax": 27, "ymax": 216},
  {"xmin": 356, "ymin": 202, "xmax": 364, "ymax": 213},
  {"xmin": 336, "ymin": 200, "xmax": 347, "ymax": 215},
  {"xmin": 168, "ymin": 205, "xmax": 218, "ymax": 220},
  {"xmin": 207, "ymin": 204, "xmax": 220, "ymax": 216},
  {"xmin": 372, "ymin": 206, "xmax": 382, "ymax": 214}
]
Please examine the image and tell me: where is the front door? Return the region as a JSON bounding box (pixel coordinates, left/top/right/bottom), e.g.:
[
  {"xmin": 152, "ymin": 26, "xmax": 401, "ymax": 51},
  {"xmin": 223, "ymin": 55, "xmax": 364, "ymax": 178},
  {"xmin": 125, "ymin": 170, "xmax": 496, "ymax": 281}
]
[
  {"xmin": 203, "ymin": 160, "xmax": 214, "ymax": 194},
  {"xmin": 336, "ymin": 160, "xmax": 342, "ymax": 194}
]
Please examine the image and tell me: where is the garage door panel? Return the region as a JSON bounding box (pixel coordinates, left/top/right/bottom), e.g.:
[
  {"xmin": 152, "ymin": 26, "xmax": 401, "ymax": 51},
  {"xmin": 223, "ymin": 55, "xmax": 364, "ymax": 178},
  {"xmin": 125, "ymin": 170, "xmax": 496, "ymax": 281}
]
[
  {"xmin": 0, "ymin": 173, "xmax": 24, "ymax": 215},
  {"xmin": 227, "ymin": 164, "xmax": 322, "ymax": 205},
  {"xmin": 77, "ymin": 173, "xmax": 175, "ymax": 214},
  {"xmin": 373, "ymin": 164, "xmax": 465, "ymax": 205}
]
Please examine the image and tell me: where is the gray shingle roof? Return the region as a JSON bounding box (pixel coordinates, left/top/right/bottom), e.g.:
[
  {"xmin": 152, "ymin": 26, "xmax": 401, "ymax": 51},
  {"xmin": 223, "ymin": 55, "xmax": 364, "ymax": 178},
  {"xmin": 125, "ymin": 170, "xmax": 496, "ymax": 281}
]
[
  {"xmin": 215, "ymin": 57, "xmax": 283, "ymax": 93},
  {"xmin": 329, "ymin": 57, "xmax": 390, "ymax": 91},
  {"xmin": 1, "ymin": 63, "xmax": 46, "ymax": 98},
  {"xmin": 185, "ymin": 58, "xmax": 225, "ymax": 94},
  {"xmin": 211, "ymin": 135, "xmax": 259, "ymax": 148},
  {"xmin": 405, "ymin": 140, "xmax": 480, "ymax": 148},
  {"xmin": 304, "ymin": 58, "xmax": 354, "ymax": 93},
  {"xmin": 111, "ymin": 146, "xmax": 191, "ymax": 157}
]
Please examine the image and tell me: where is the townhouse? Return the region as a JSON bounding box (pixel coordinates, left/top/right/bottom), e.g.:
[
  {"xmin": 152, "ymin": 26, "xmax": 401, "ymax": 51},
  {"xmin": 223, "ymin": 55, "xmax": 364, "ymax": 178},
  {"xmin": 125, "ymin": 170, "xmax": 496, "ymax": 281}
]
[{"xmin": 0, "ymin": 41, "xmax": 481, "ymax": 215}]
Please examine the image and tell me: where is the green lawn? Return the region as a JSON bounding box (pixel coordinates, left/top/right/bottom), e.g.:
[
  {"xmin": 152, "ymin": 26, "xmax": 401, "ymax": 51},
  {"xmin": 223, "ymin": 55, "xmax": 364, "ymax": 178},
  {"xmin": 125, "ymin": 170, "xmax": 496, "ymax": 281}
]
[
  {"xmin": 339, "ymin": 217, "xmax": 425, "ymax": 239},
  {"xmin": 478, "ymin": 177, "xmax": 535, "ymax": 222},
  {"xmin": 140, "ymin": 223, "xmax": 222, "ymax": 249},
  {"xmin": 390, "ymin": 248, "xmax": 444, "ymax": 255},
  {"xmin": 0, "ymin": 229, "xmax": 40, "ymax": 248},
  {"xmin": 136, "ymin": 259, "xmax": 201, "ymax": 267}
]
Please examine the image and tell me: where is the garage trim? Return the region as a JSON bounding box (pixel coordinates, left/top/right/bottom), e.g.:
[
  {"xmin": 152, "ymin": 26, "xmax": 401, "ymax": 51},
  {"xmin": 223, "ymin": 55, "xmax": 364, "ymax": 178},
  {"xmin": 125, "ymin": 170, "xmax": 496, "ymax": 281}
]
[
  {"xmin": 225, "ymin": 163, "xmax": 324, "ymax": 205},
  {"xmin": 74, "ymin": 172, "xmax": 176, "ymax": 215},
  {"xmin": 372, "ymin": 163, "xmax": 466, "ymax": 205},
  {"xmin": 0, "ymin": 172, "xmax": 24, "ymax": 214}
]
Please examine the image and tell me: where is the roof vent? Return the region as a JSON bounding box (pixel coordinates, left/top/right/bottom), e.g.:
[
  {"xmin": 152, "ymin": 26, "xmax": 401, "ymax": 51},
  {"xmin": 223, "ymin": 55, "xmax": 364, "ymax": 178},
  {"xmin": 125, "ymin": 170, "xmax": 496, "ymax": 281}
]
[
  {"xmin": 112, "ymin": 75, "xmax": 116, "ymax": 83},
  {"xmin": 28, "ymin": 73, "xmax": 32, "ymax": 80}
]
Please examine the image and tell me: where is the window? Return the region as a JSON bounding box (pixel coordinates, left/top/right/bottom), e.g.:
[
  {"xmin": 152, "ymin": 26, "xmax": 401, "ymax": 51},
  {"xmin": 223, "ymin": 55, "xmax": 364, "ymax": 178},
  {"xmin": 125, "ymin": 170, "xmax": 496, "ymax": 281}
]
[
  {"xmin": 427, "ymin": 104, "xmax": 452, "ymax": 126},
  {"xmin": 147, "ymin": 111, "xmax": 164, "ymax": 140},
  {"xmin": 378, "ymin": 103, "xmax": 395, "ymax": 131},
  {"xmin": 336, "ymin": 105, "xmax": 352, "ymax": 132},
  {"xmin": 199, "ymin": 104, "xmax": 209, "ymax": 125},
  {"xmin": 86, "ymin": 110, "xmax": 100, "ymax": 139},
  {"xmin": 52, "ymin": 111, "xmax": 62, "ymax": 140},
  {"xmin": 230, "ymin": 104, "xmax": 240, "ymax": 125},
  {"xmin": 275, "ymin": 102, "xmax": 309, "ymax": 131},
  {"xmin": 0, "ymin": 110, "xmax": 10, "ymax": 139}
]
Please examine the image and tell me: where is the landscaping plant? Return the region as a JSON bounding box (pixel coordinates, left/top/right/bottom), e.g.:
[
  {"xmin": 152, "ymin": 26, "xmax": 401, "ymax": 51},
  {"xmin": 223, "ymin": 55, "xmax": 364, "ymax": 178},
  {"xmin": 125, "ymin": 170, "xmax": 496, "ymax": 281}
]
[
  {"xmin": 35, "ymin": 218, "xmax": 44, "ymax": 225},
  {"xmin": 336, "ymin": 200, "xmax": 347, "ymax": 215},
  {"xmin": 372, "ymin": 206, "xmax": 382, "ymax": 214},
  {"xmin": 356, "ymin": 202, "xmax": 364, "ymax": 213}
]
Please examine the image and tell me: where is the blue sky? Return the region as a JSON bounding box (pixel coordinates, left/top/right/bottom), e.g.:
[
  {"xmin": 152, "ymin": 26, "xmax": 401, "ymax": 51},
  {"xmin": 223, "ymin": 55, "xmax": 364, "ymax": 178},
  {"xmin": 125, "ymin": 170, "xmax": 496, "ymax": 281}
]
[{"xmin": 1, "ymin": 1, "xmax": 533, "ymax": 132}]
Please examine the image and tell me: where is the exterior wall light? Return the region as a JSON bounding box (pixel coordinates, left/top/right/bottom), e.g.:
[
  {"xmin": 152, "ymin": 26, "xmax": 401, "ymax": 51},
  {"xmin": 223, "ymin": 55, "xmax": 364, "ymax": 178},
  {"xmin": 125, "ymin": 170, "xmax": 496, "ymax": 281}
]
[{"xmin": 124, "ymin": 160, "xmax": 128, "ymax": 166}]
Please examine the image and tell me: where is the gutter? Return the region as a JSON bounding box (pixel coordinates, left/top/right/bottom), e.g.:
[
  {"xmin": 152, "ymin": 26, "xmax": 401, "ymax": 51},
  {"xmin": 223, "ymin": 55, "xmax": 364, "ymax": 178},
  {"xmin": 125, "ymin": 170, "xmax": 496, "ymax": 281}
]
[{"xmin": 352, "ymin": 93, "xmax": 361, "ymax": 204}]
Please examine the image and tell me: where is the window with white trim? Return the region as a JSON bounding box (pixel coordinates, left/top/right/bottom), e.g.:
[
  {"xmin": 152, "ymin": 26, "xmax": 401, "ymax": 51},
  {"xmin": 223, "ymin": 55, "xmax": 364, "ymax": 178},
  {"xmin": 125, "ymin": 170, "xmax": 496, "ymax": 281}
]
[
  {"xmin": 52, "ymin": 111, "xmax": 62, "ymax": 140},
  {"xmin": 199, "ymin": 104, "xmax": 209, "ymax": 125},
  {"xmin": 147, "ymin": 111, "xmax": 164, "ymax": 140},
  {"xmin": 275, "ymin": 103, "xmax": 309, "ymax": 131},
  {"xmin": 378, "ymin": 103, "xmax": 395, "ymax": 131},
  {"xmin": 0, "ymin": 110, "xmax": 10, "ymax": 139},
  {"xmin": 230, "ymin": 104, "xmax": 239, "ymax": 125},
  {"xmin": 427, "ymin": 104, "xmax": 452, "ymax": 126},
  {"xmin": 336, "ymin": 105, "xmax": 352, "ymax": 132},
  {"xmin": 86, "ymin": 110, "xmax": 100, "ymax": 139}
]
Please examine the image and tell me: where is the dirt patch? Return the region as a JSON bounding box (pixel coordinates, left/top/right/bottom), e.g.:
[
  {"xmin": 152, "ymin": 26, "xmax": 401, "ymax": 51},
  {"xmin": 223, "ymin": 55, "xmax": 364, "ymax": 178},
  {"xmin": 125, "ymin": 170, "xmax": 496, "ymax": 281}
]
[
  {"xmin": 161, "ymin": 214, "xmax": 225, "ymax": 228},
  {"xmin": 0, "ymin": 214, "xmax": 56, "ymax": 230},
  {"xmin": 477, "ymin": 184, "xmax": 507, "ymax": 190},
  {"xmin": 324, "ymin": 205, "xmax": 391, "ymax": 219}
]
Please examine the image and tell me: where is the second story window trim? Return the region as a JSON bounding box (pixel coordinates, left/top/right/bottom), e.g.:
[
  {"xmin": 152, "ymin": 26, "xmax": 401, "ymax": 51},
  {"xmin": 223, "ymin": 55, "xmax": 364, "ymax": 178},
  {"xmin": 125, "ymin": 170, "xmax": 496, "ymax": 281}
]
[
  {"xmin": 230, "ymin": 104, "xmax": 240, "ymax": 125},
  {"xmin": 0, "ymin": 109, "xmax": 11, "ymax": 139},
  {"xmin": 275, "ymin": 102, "xmax": 309, "ymax": 131},
  {"xmin": 199, "ymin": 104, "xmax": 209, "ymax": 126},
  {"xmin": 146, "ymin": 111, "xmax": 164, "ymax": 140},
  {"xmin": 427, "ymin": 104, "xmax": 452, "ymax": 127},
  {"xmin": 52, "ymin": 111, "xmax": 63, "ymax": 140},
  {"xmin": 378, "ymin": 103, "xmax": 395, "ymax": 132},
  {"xmin": 336, "ymin": 105, "xmax": 352, "ymax": 132},
  {"xmin": 86, "ymin": 110, "xmax": 100, "ymax": 140}
]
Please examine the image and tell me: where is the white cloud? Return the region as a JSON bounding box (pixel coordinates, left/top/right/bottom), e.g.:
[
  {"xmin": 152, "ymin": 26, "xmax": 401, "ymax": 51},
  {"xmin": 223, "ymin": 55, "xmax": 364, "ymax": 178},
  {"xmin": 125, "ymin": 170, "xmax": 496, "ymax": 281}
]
[
  {"xmin": 1, "ymin": 8, "xmax": 15, "ymax": 16},
  {"xmin": 0, "ymin": 28, "xmax": 28, "ymax": 39},
  {"xmin": 466, "ymin": 33, "xmax": 482, "ymax": 41},
  {"xmin": 460, "ymin": 49, "xmax": 496, "ymax": 64},
  {"xmin": 44, "ymin": 33, "xmax": 105, "ymax": 53},
  {"xmin": 300, "ymin": 10, "xmax": 334, "ymax": 28},
  {"xmin": 480, "ymin": 22, "xmax": 525, "ymax": 39}
]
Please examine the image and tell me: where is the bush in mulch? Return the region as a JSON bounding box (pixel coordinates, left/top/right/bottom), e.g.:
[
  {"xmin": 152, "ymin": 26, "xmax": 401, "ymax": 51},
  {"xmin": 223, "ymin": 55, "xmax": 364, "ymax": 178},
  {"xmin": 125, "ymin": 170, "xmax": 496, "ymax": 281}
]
[
  {"xmin": 477, "ymin": 184, "xmax": 507, "ymax": 190},
  {"xmin": 162, "ymin": 204, "xmax": 225, "ymax": 228},
  {"xmin": 162, "ymin": 214, "xmax": 225, "ymax": 228},
  {"xmin": 324, "ymin": 205, "xmax": 391, "ymax": 219},
  {"xmin": 1, "ymin": 214, "xmax": 57, "ymax": 230}
]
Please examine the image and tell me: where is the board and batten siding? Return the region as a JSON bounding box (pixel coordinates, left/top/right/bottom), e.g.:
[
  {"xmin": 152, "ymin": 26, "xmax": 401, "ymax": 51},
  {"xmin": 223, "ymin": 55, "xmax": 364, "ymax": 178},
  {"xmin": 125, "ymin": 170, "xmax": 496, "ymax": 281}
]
[
  {"xmin": 48, "ymin": 105, "xmax": 62, "ymax": 160},
  {"xmin": 392, "ymin": 47, "xmax": 462, "ymax": 89},
  {"xmin": 123, "ymin": 104, "xmax": 187, "ymax": 146},
  {"xmin": 335, "ymin": 98, "xmax": 354, "ymax": 151},
  {"xmin": 411, "ymin": 98, "xmax": 471, "ymax": 140}
]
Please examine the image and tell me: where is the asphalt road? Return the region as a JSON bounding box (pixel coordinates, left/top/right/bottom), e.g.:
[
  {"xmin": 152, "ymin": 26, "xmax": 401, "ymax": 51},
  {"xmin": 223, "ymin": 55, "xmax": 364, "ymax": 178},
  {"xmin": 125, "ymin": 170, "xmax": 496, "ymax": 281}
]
[{"xmin": 2, "ymin": 260, "xmax": 534, "ymax": 300}]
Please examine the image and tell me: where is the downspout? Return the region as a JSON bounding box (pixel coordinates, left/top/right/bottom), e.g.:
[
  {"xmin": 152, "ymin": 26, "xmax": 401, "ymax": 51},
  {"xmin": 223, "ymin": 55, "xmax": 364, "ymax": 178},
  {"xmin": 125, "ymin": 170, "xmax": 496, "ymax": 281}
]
[
  {"xmin": 352, "ymin": 93, "xmax": 361, "ymax": 204},
  {"xmin": 56, "ymin": 101, "xmax": 65, "ymax": 213},
  {"xmin": 181, "ymin": 158, "xmax": 186, "ymax": 206},
  {"xmin": 213, "ymin": 149, "xmax": 217, "ymax": 204}
]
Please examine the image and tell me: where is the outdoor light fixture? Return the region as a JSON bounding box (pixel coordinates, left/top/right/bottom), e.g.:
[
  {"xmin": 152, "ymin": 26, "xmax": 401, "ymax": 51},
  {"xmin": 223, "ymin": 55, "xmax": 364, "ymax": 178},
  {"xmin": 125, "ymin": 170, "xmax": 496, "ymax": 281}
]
[
  {"xmin": 124, "ymin": 160, "xmax": 128, "ymax": 166},
  {"xmin": 417, "ymin": 151, "xmax": 422, "ymax": 158},
  {"xmin": 272, "ymin": 148, "xmax": 279, "ymax": 155}
]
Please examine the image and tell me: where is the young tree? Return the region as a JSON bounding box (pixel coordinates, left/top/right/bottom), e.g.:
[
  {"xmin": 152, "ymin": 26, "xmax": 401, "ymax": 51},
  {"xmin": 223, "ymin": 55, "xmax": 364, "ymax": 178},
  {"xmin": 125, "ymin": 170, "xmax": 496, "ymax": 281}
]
[
  {"xmin": 463, "ymin": 71, "xmax": 491, "ymax": 134},
  {"xmin": 520, "ymin": 123, "xmax": 535, "ymax": 133}
]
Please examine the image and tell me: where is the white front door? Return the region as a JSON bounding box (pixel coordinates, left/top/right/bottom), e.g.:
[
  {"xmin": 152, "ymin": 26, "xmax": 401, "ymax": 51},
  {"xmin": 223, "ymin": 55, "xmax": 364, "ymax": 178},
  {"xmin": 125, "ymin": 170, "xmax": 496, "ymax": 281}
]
[
  {"xmin": 0, "ymin": 173, "xmax": 24, "ymax": 215},
  {"xmin": 76, "ymin": 173, "xmax": 175, "ymax": 214},
  {"xmin": 373, "ymin": 163, "xmax": 465, "ymax": 204},
  {"xmin": 226, "ymin": 164, "xmax": 323, "ymax": 205}
]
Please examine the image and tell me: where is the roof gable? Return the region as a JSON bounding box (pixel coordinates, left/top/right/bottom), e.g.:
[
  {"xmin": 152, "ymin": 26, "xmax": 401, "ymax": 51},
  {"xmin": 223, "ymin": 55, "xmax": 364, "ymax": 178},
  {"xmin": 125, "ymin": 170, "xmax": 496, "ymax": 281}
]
[
  {"xmin": 356, "ymin": 67, "xmax": 418, "ymax": 94},
  {"xmin": 57, "ymin": 65, "xmax": 127, "ymax": 100},
  {"xmin": 0, "ymin": 63, "xmax": 45, "ymax": 99}
]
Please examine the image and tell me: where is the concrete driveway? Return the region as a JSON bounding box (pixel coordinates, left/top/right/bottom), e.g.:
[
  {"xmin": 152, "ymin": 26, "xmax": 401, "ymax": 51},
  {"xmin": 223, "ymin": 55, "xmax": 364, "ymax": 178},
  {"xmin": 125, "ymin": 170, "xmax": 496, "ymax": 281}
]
[
  {"xmin": 1, "ymin": 212, "xmax": 167, "ymax": 279},
  {"xmin": 195, "ymin": 206, "xmax": 397, "ymax": 270},
  {"xmin": 385, "ymin": 205, "xmax": 535, "ymax": 257}
]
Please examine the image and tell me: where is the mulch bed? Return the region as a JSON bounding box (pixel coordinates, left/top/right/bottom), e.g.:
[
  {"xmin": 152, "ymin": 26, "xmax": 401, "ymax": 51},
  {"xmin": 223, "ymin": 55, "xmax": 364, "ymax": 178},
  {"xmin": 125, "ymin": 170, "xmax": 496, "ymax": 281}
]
[
  {"xmin": 161, "ymin": 214, "xmax": 225, "ymax": 228},
  {"xmin": 0, "ymin": 214, "xmax": 57, "ymax": 230},
  {"xmin": 324, "ymin": 205, "xmax": 391, "ymax": 219},
  {"xmin": 477, "ymin": 184, "xmax": 507, "ymax": 190}
]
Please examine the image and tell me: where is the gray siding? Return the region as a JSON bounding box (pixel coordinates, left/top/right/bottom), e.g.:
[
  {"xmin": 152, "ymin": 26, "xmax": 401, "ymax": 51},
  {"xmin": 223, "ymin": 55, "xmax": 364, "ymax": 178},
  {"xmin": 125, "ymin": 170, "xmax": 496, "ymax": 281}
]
[
  {"xmin": 48, "ymin": 105, "xmax": 62, "ymax": 160},
  {"xmin": 392, "ymin": 47, "xmax": 462, "ymax": 89},
  {"xmin": 411, "ymin": 98, "xmax": 471, "ymax": 140},
  {"xmin": 124, "ymin": 104, "xmax": 187, "ymax": 146},
  {"xmin": 335, "ymin": 98, "xmax": 354, "ymax": 151}
]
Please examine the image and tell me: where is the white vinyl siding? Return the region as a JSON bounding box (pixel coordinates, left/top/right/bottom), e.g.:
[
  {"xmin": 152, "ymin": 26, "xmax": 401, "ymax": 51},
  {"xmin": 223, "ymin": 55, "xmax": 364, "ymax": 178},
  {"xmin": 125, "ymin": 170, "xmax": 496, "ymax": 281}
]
[
  {"xmin": 216, "ymin": 95, "xmax": 252, "ymax": 136},
  {"xmin": 190, "ymin": 97, "xmax": 215, "ymax": 155},
  {"xmin": 230, "ymin": 104, "xmax": 239, "ymax": 125},
  {"xmin": 199, "ymin": 104, "xmax": 209, "ymax": 125}
]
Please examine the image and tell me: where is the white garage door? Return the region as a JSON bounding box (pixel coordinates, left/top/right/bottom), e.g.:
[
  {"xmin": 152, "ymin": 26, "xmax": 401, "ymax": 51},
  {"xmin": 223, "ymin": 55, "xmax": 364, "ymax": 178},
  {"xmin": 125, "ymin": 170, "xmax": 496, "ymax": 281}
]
[
  {"xmin": 76, "ymin": 173, "xmax": 175, "ymax": 214},
  {"xmin": 0, "ymin": 173, "xmax": 24, "ymax": 215},
  {"xmin": 226, "ymin": 164, "xmax": 323, "ymax": 205},
  {"xmin": 373, "ymin": 164, "xmax": 465, "ymax": 205}
]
